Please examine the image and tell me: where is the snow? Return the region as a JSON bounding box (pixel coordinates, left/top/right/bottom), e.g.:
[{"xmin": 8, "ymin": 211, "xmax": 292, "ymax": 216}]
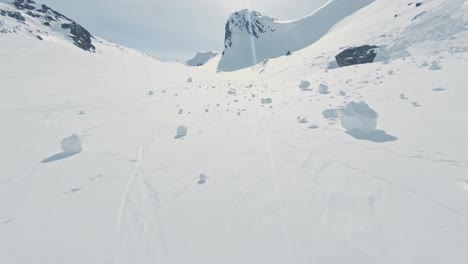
[
  {"xmin": 218, "ymin": 0, "xmax": 376, "ymax": 71},
  {"xmin": 185, "ymin": 51, "xmax": 218, "ymax": 66},
  {"xmin": 429, "ymin": 60, "xmax": 442, "ymax": 70},
  {"xmin": 319, "ymin": 83, "xmax": 329, "ymax": 94},
  {"xmin": 299, "ymin": 80, "xmax": 311, "ymax": 91},
  {"xmin": 340, "ymin": 102, "xmax": 378, "ymax": 133},
  {"xmin": 175, "ymin": 126, "xmax": 188, "ymax": 139},
  {"xmin": 1, "ymin": 0, "xmax": 468, "ymax": 263},
  {"xmin": 60, "ymin": 134, "xmax": 82, "ymax": 153},
  {"xmin": 197, "ymin": 174, "xmax": 208, "ymax": 184}
]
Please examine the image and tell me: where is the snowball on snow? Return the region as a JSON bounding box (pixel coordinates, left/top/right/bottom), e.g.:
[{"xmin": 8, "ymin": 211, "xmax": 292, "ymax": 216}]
[
  {"xmin": 340, "ymin": 102, "xmax": 378, "ymax": 133},
  {"xmin": 61, "ymin": 134, "xmax": 82, "ymax": 153},
  {"xmin": 429, "ymin": 61, "xmax": 442, "ymax": 70},
  {"xmin": 176, "ymin": 126, "xmax": 188, "ymax": 138},
  {"xmin": 299, "ymin": 80, "xmax": 311, "ymax": 91},
  {"xmin": 319, "ymin": 84, "xmax": 329, "ymax": 94}
]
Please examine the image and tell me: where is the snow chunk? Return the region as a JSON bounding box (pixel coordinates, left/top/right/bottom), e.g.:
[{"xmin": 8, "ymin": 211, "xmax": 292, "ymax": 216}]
[
  {"xmin": 429, "ymin": 61, "xmax": 442, "ymax": 70},
  {"xmin": 297, "ymin": 117, "xmax": 308, "ymax": 123},
  {"xmin": 61, "ymin": 134, "xmax": 82, "ymax": 153},
  {"xmin": 299, "ymin": 80, "xmax": 311, "ymax": 91},
  {"xmin": 197, "ymin": 174, "xmax": 208, "ymax": 185},
  {"xmin": 322, "ymin": 108, "xmax": 339, "ymax": 119},
  {"xmin": 175, "ymin": 126, "xmax": 188, "ymax": 139},
  {"xmin": 340, "ymin": 102, "xmax": 378, "ymax": 133},
  {"xmin": 319, "ymin": 84, "xmax": 329, "ymax": 94}
]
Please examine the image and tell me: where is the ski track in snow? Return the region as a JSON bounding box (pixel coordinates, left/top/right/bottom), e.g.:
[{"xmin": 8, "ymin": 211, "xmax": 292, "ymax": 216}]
[
  {"xmin": 115, "ymin": 129, "xmax": 170, "ymax": 264},
  {"xmin": 2, "ymin": 0, "xmax": 468, "ymax": 263},
  {"xmin": 339, "ymin": 162, "xmax": 468, "ymax": 219}
]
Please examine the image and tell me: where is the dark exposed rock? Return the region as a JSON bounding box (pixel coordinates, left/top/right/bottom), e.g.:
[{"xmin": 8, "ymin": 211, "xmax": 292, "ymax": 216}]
[
  {"xmin": 61, "ymin": 23, "xmax": 71, "ymax": 29},
  {"xmin": 224, "ymin": 21, "xmax": 232, "ymax": 48},
  {"xmin": 2, "ymin": 10, "xmax": 26, "ymax": 22},
  {"xmin": 416, "ymin": 3, "xmax": 422, "ymax": 7},
  {"xmin": 14, "ymin": 0, "xmax": 36, "ymax": 11},
  {"xmin": 36, "ymin": 35, "xmax": 42, "ymax": 40},
  {"xmin": 335, "ymin": 45, "xmax": 379, "ymax": 67},
  {"xmin": 26, "ymin": 10, "xmax": 41, "ymax": 18},
  {"xmin": 64, "ymin": 23, "xmax": 95, "ymax": 51},
  {"xmin": 44, "ymin": 15, "xmax": 55, "ymax": 22},
  {"xmin": 412, "ymin": 12, "xmax": 426, "ymax": 21},
  {"xmin": 286, "ymin": 51, "xmax": 292, "ymax": 56}
]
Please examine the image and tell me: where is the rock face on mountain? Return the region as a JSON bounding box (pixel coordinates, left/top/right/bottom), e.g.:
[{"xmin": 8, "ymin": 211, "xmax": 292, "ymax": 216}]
[
  {"xmin": 217, "ymin": 0, "xmax": 376, "ymax": 72},
  {"xmin": 335, "ymin": 45, "xmax": 379, "ymax": 67},
  {"xmin": 0, "ymin": 0, "xmax": 95, "ymax": 51},
  {"xmin": 223, "ymin": 10, "xmax": 276, "ymax": 49}
]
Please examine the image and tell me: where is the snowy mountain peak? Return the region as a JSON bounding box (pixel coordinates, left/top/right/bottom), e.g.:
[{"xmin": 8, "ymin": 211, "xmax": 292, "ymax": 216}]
[
  {"xmin": 224, "ymin": 9, "xmax": 276, "ymax": 49},
  {"xmin": 218, "ymin": 0, "xmax": 377, "ymax": 72},
  {"xmin": 0, "ymin": 0, "xmax": 95, "ymax": 51}
]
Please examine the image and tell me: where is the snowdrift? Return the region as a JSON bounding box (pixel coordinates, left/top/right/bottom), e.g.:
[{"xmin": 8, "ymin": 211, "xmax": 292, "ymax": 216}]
[{"xmin": 185, "ymin": 51, "xmax": 218, "ymax": 66}]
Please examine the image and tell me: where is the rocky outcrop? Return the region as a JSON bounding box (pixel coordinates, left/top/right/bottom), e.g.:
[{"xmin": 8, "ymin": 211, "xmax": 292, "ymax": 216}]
[
  {"xmin": 335, "ymin": 45, "xmax": 379, "ymax": 67},
  {"xmin": 61, "ymin": 22, "xmax": 95, "ymax": 51},
  {"xmin": 0, "ymin": 0, "xmax": 95, "ymax": 52},
  {"xmin": 223, "ymin": 10, "xmax": 276, "ymax": 49}
]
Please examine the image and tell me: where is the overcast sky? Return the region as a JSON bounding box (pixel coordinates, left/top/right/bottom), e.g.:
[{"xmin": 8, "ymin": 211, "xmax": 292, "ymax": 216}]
[{"xmin": 41, "ymin": 0, "xmax": 328, "ymax": 61}]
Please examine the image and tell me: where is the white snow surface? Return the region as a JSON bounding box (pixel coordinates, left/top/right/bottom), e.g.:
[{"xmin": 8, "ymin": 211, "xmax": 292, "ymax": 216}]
[
  {"xmin": 185, "ymin": 51, "xmax": 218, "ymax": 66},
  {"xmin": 2, "ymin": 0, "xmax": 468, "ymax": 264}
]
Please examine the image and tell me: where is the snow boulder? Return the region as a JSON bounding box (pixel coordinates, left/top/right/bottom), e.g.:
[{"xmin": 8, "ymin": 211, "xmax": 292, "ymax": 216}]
[
  {"xmin": 319, "ymin": 84, "xmax": 329, "ymax": 94},
  {"xmin": 175, "ymin": 126, "xmax": 188, "ymax": 139},
  {"xmin": 197, "ymin": 174, "xmax": 208, "ymax": 185},
  {"xmin": 299, "ymin": 80, "xmax": 311, "ymax": 91},
  {"xmin": 60, "ymin": 134, "xmax": 82, "ymax": 153},
  {"xmin": 340, "ymin": 102, "xmax": 378, "ymax": 133},
  {"xmin": 322, "ymin": 108, "xmax": 339, "ymax": 119}
]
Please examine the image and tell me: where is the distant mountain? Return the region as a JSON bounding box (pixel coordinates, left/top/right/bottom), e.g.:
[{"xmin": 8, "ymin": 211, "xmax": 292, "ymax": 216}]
[
  {"xmin": 218, "ymin": 0, "xmax": 376, "ymax": 71},
  {"xmin": 185, "ymin": 51, "xmax": 218, "ymax": 67},
  {"xmin": 0, "ymin": 0, "xmax": 95, "ymax": 51}
]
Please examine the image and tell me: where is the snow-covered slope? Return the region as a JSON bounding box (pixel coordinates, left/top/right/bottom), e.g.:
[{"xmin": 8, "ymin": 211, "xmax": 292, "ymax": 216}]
[
  {"xmin": 218, "ymin": 0, "xmax": 376, "ymax": 71},
  {"xmin": 2, "ymin": 0, "xmax": 468, "ymax": 264},
  {"xmin": 185, "ymin": 51, "xmax": 219, "ymax": 66},
  {"xmin": 0, "ymin": 0, "xmax": 96, "ymax": 51}
]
